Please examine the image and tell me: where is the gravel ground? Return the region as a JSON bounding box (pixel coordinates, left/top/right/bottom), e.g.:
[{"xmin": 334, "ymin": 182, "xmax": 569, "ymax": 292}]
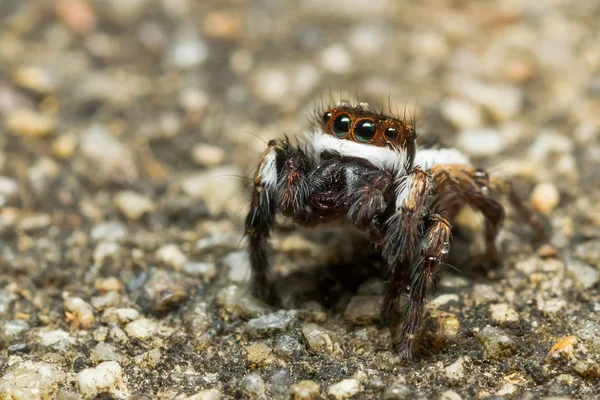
[{"xmin": 1, "ymin": 1, "xmax": 599, "ymax": 399}]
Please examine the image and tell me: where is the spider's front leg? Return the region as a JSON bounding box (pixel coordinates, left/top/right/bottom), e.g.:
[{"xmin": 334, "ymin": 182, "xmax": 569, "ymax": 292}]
[
  {"xmin": 245, "ymin": 138, "xmax": 311, "ymax": 301},
  {"xmin": 380, "ymin": 167, "xmax": 432, "ymax": 327}
]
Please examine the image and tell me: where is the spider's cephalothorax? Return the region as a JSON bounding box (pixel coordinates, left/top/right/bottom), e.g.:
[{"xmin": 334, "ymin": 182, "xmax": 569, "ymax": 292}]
[{"xmin": 245, "ymin": 101, "xmax": 543, "ymax": 360}]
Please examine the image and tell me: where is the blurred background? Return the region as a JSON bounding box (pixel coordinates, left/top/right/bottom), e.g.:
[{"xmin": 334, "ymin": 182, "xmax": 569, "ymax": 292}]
[{"xmin": 1, "ymin": 0, "xmax": 599, "ymax": 399}]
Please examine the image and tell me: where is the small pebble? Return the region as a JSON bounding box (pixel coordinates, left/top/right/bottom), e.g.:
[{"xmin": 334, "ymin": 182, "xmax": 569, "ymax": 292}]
[
  {"xmin": 566, "ymin": 260, "xmax": 600, "ymax": 290},
  {"xmin": 203, "ymin": 11, "xmax": 244, "ymax": 41},
  {"xmin": 223, "ymin": 251, "xmax": 250, "ymax": 283},
  {"xmin": 474, "ymin": 325, "xmax": 516, "ymax": 359},
  {"xmin": 156, "ymin": 244, "xmax": 188, "ymax": 269},
  {"xmin": 125, "ymin": 318, "xmax": 157, "ymax": 340},
  {"xmin": 471, "ymin": 284, "xmax": 501, "ymax": 306},
  {"xmin": 320, "ymin": 44, "xmax": 352, "ymax": 74},
  {"xmin": 290, "ymin": 380, "xmax": 321, "ymax": 400},
  {"xmin": 344, "ymin": 295, "xmax": 381, "ymax": 325},
  {"xmin": 91, "ymin": 291, "xmax": 120, "ymax": 310},
  {"xmin": 55, "ymin": 0, "xmax": 97, "ymax": 34},
  {"xmin": 489, "ymin": 303, "xmax": 520, "ymax": 325},
  {"xmin": 76, "ymin": 361, "xmax": 124, "ymax": 398},
  {"xmin": 39, "ymin": 329, "xmax": 74, "ymax": 346},
  {"xmin": 92, "ymin": 342, "xmax": 122, "ymax": 363},
  {"xmin": 546, "ymin": 335, "xmax": 579, "ymax": 362},
  {"xmin": 239, "ymin": 373, "xmax": 267, "ymax": 400},
  {"xmin": 456, "ymin": 79, "xmax": 523, "ymax": 121},
  {"xmin": 191, "ymin": 144, "xmax": 226, "ymax": 167},
  {"xmin": 184, "ymin": 389, "xmax": 222, "ymax": 400},
  {"xmin": 457, "ymin": 128, "xmax": 506, "ymax": 156},
  {"xmin": 246, "ymin": 342, "xmax": 273, "ymax": 364},
  {"xmin": 217, "ymin": 285, "xmax": 270, "ymax": 319},
  {"xmin": 64, "ymin": 297, "xmax": 95, "ymax": 330},
  {"xmin": 171, "ymin": 39, "xmax": 208, "ymax": 69},
  {"xmin": 6, "ymin": 109, "xmax": 57, "ymax": 137},
  {"xmin": 440, "ymin": 389, "xmax": 463, "ymax": 400},
  {"xmin": 443, "ymin": 357, "xmax": 466, "ymax": 385},
  {"xmin": 52, "ymin": 133, "xmax": 78, "ymax": 160},
  {"xmin": 3, "ymin": 320, "xmax": 29, "ymax": 338},
  {"xmin": 246, "ymin": 310, "xmax": 296, "ymax": 337},
  {"xmin": 302, "ymin": 323, "xmax": 334, "ymax": 355},
  {"xmin": 140, "ymin": 269, "xmax": 188, "ymax": 313},
  {"xmin": 13, "ymin": 66, "xmax": 57, "ymax": 94},
  {"xmin": 114, "ymin": 191, "xmax": 155, "ymax": 220},
  {"xmin": 179, "ymin": 166, "xmax": 244, "ymax": 216},
  {"xmin": 181, "ymin": 261, "xmax": 217, "ymax": 279},
  {"xmin": 530, "ymin": 182, "xmax": 560, "ymax": 215},
  {"xmin": 0, "ymin": 361, "xmax": 67, "ymax": 399},
  {"xmin": 440, "ymin": 98, "xmax": 483, "ymax": 130},
  {"xmin": 327, "ymin": 379, "xmax": 360, "ymax": 400},
  {"xmin": 432, "ymin": 311, "xmax": 461, "ymax": 345},
  {"xmin": 95, "ymin": 277, "xmax": 123, "ymax": 293}
]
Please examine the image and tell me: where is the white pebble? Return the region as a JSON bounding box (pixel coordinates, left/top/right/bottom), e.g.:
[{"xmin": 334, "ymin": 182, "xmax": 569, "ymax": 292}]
[
  {"xmin": 114, "ymin": 191, "xmax": 155, "ymax": 220},
  {"xmin": 76, "ymin": 361, "xmax": 124, "ymax": 398},
  {"xmin": 64, "ymin": 297, "xmax": 95, "ymax": 329},
  {"xmin": 39, "ymin": 329, "xmax": 74, "ymax": 346},
  {"xmin": 327, "ymin": 379, "xmax": 360, "ymax": 399},
  {"xmin": 443, "ymin": 357, "xmax": 466, "ymax": 385},
  {"xmin": 457, "ymin": 128, "xmax": 506, "ymax": 156},
  {"xmin": 156, "ymin": 244, "xmax": 188, "ymax": 269},
  {"xmin": 530, "ymin": 182, "xmax": 560, "ymax": 215},
  {"xmin": 125, "ymin": 318, "xmax": 157, "ymax": 340},
  {"xmin": 440, "ymin": 98, "xmax": 483, "ymax": 130},
  {"xmin": 320, "ymin": 44, "xmax": 352, "ymax": 74},
  {"xmin": 191, "ymin": 144, "xmax": 226, "ymax": 167},
  {"xmin": 172, "ymin": 40, "xmax": 208, "ymax": 69},
  {"xmin": 489, "ymin": 303, "xmax": 520, "ymax": 324}
]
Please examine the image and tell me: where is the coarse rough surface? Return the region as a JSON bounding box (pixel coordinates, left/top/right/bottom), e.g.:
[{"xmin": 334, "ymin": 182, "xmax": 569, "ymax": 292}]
[{"xmin": 0, "ymin": 1, "xmax": 599, "ymax": 399}]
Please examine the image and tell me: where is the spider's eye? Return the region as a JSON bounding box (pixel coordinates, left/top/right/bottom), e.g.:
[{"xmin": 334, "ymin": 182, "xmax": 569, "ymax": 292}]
[
  {"xmin": 322, "ymin": 112, "xmax": 332, "ymax": 123},
  {"xmin": 332, "ymin": 114, "xmax": 351, "ymax": 137},
  {"xmin": 354, "ymin": 120, "xmax": 376, "ymax": 143},
  {"xmin": 385, "ymin": 127, "xmax": 398, "ymax": 140}
]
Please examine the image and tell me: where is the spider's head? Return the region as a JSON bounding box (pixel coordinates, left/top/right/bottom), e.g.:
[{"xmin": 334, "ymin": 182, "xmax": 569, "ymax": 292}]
[{"xmin": 317, "ymin": 102, "xmax": 417, "ymax": 153}]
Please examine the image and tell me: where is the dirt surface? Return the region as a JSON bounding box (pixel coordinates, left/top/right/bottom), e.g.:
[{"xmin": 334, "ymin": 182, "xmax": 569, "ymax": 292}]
[{"xmin": 0, "ymin": 1, "xmax": 599, "ymax": 399}]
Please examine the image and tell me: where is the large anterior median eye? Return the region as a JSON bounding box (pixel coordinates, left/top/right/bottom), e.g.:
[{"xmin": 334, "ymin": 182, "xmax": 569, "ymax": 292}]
[
  {"xmin": 332, "ymin": 114, "xmax": 351, "ymax": 137},
  {"xmin": 354, "ymin": 119, "xmax": 376, "ymax": 142}
]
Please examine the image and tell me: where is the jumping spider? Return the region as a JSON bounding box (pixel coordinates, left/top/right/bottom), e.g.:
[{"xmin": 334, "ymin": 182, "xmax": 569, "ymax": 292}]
[{"xmin": 245, "ymin": 101, "xmax": 543, "ymax": 360}]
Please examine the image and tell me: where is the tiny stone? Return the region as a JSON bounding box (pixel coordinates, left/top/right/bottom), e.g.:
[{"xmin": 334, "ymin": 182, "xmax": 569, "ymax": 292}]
[
  {"xmin": 191, "ymin": 144, "xmax": 226, "ymax": 167},
  {"xmin": 140, "ymin": 269, "xmax": 188, "ymax": 313},
  {"xmin": 302, "ymin": 323, "xmax": 334, "ymax": 355},
  {"xmin": 91, "ymin": 291, "xmax": 120, "ymax": 310},
  {"xmin": 3, "ymin": 320, "xmax": 29, "ymax": 338},
  {"xmin": 489, "ymin": 303, "xmax": 520, "ymax": 325},
  {"xmin": 92, "ymin": 342, "xmax": 122, "ymax": 363},
  {"xmin": 246, "ymin": 310, "xmax": 296, "ymax": 337},
  {"xmin": 134, "ymin": 348, "xmax": 162, "ymax": 369},
  {"xmin": 320, "ymin": 44, "xmax": 352, "ymax": 74},
  {"xmin": 536, "ymin": 296, "xmax": 567, "ymax": 316},
  {"xmin": 101, "ymin": 308, "xmax": 140, "ymax": 324},
  {"xmin": 443, "ymin": 357, "xmax": 466, "ymax": 385},
  {"xmin": 246, "ymin": 342, "xmax": 273, "ymax": 364},
  {"xmin": 171, "ymin": 39, "xmax": 208, "ymax": 69},
  {"xmin": 95, "ymin": 277, "xmax": 123, "ymax": 292},
  {"xmin": 114, "ymin": 191, "xmax": 155, "ymax": 220},
  {"xmin": 156, "ymin": 244, "xmax": 188, "ymax": 269},
  {"xmin": 530, "ymin": 182, "xmax": 560, "ymax": 215},
  {"xmin": 182, "ymin": 261, "xmax": 217, "ymax": 279},
  {"xmin": 327, "ymin": 379, "xmax": 360, "ymax": 400},
  {"xmin": 456, "ymin": 79, "xmax": 523, "ymax": 121},
  {"xmin": 429, "ymin": 293, "xmax": 460, "ymax": 310},
  {"xmin": 382, "ymin": 383, "xmax": 412, "ymax": 399},
  {"xmin": 13, "ymin": 66, "xmax": 57, "ymax": 94},
  {"xmin": 223, "ymin": 251, "xmax": 250, "ymax": 283},
  {"xmin": 0, "ymin": 177, "xmax": 19, "ymax": 205},
  {"xmin": 474, "ymin": 325, "xmax": 516, "ymax": 359},
  {"xmin": 6, "ymin": 109, "xmax": 57, "ymax": 137},
  {"xmin": 440, "ymin": 390, "xmax": 463, "ymax": 400},
  {"xmin": 471, "ymin": 284, "xmax": 501, "ymax": 306},
  {"xmin": 432, "ymin": 311, "xmax": 461, "ymax": 345},
  {"xmin": 0, "ymin": 361, "xmax": 67, "ymax": 399},
  {"xmin": 52, "ymin": 133, "xmax": 78, "ymax": 160},
  {"xmin": 203, "ymin": 11, "xmax": 244, "ymax": 41},
  {"xmin": 537, "ymin": 244, "xmax": 560, "ymax": 259},
  {"xmin": 64, "ymin": 297, "xmax": 95, "ymax": 330},
  {"xmin": 76, "ymin": 361, "xmax": 124, "ymax": 398},
  {"xmin": 90, "ymin": 221, "xmax": 127, "ymax": 242},
  {"xmin": 184, "ymin": 389, "xmax": 222, "ymax": 400},
  {"xmin": 217, "ymin": 285, "xmax": 270, "ymax": 319},
  {"xmin": 93, "ymin": 327, "xmax": 108, "ymax": 341},
  {"xmin": 566, "ymin": 260, "xmax": 600, "ymax": 290},
  {"xmin": 239, "ymin": 373, "xmax": 266, "ymax": 400},
  {"xmin": 180, "ymin": 166, "xmax": 244, "ymax": 216},
  {"xmin": 440, "ymin": 98, "xmax": 483, "ymax": 130},
  {"xmin": 274, "ymin": 335, "xmax": 303, "ymax": 359},
  {"xmin": 109, "ymin": 326, "xmax": 128, "ymax": 344},
  {"xmin": 457, "ymin": 128, "xmax": 505, "ymax": 156},
  {"xmin": 546, "ymin": 335, "xmax": 579, "ymax": 361},
  {"xmin": 125, "ymin": 318, "xmax": 157, "ymax": 340},
  {"xmin": 344, "ymin": 295, "xmax": 381, "ymax": 325},
  {"xmin": 290, "ymin": 380, "xmax": 320, "ymax": 400}
]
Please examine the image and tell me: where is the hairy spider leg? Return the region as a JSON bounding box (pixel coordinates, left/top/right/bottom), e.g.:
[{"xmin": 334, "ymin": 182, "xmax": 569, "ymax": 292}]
[
  {"xmin": 380, "ymin": 168, "xmax": 432, "ymax": 329},
  {"xmin": 394, "ymin": 214, "xmax": 451, "ymax": 360}
]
